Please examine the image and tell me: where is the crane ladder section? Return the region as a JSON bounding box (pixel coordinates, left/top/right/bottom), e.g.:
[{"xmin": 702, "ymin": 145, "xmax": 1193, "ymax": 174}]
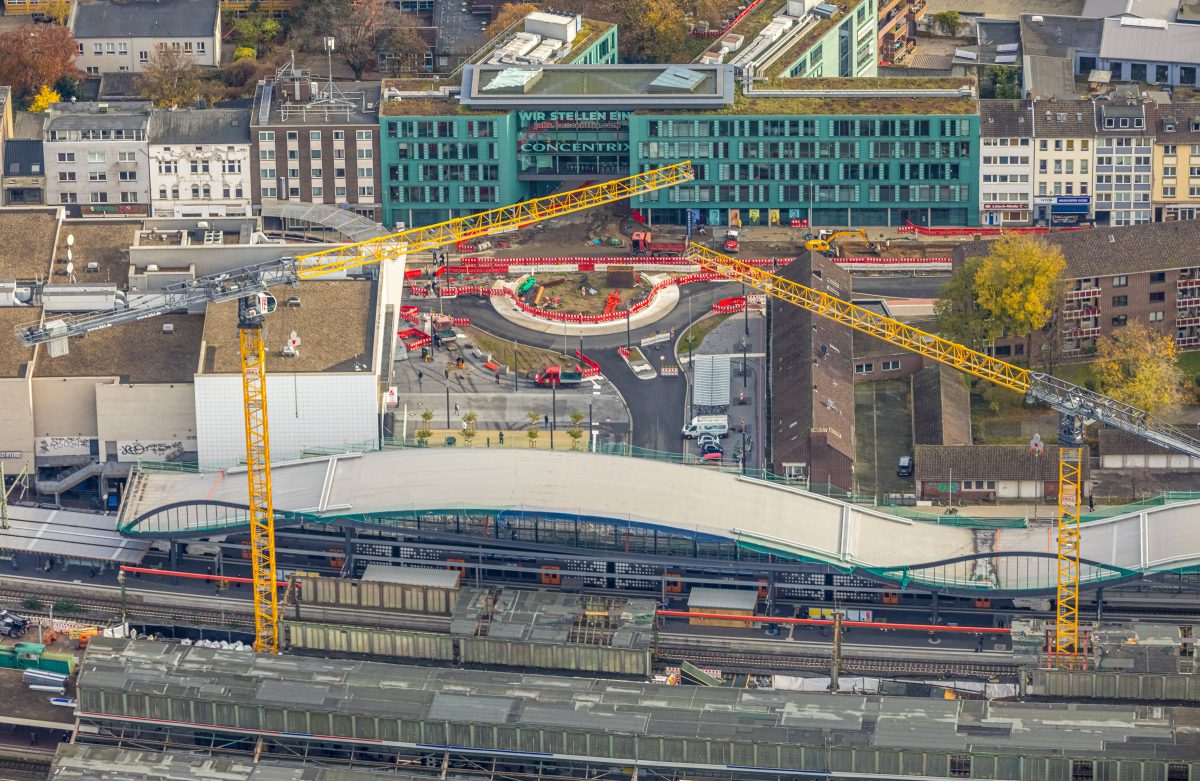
[
  {"xmin": 239, "ymin": 328, "xmax": 280, "ymax": 654},
  {"xmin": 686, "ymin": 244, "xmax": 1031, "ymax": 393},
  {"xmin": 1054, "ymin": 448, "xmax": 1084, "ymax": 669},
  {"xmin": 293, "ymin": 162, "xmax": 697, "ymax": 279}
]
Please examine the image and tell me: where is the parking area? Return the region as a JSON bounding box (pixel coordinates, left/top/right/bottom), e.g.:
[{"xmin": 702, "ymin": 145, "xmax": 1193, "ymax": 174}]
[{"xmin": 854, "ymin": 379, "xmax": 914, "ymax": 500}]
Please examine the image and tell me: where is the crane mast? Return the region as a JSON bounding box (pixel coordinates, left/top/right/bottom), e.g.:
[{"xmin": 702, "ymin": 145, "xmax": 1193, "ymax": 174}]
[
  {"xmin": 687, "ymin": 243, "xmax": 1200, "ymax": 668},
  {"xmin": 18, "ymin": 163, "xmax": 695, "ymax": 653}
]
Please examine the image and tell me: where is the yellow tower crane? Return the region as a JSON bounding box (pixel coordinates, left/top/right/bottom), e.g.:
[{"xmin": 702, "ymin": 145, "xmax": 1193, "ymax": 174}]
[
  {"xmin": 686, "ymin": 243, "xmax": 1200, "ymax": 668},
  {"xmin": 17, "ymin": 162, "xmax": 695, "ymax": 653}
]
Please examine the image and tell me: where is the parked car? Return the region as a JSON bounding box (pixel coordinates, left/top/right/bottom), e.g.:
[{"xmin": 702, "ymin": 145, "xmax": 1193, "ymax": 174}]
[
  {"xmin": 697, "ymin": 434, "xmax": 721, "ymax": 448},
  {"xmin": 896, "ymin": 456, "xmax": 914, "ymax": 477},
  {"xmin": 701, "ymin": 443, "xmax": 724, "ymax": 456}
]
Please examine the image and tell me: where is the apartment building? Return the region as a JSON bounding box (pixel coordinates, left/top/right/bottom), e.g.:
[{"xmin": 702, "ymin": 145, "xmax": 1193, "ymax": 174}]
[
  {"xmin": 980, "ymin": 100, "xmax": 1035, "ymax": 226},
  {"xmin": 43, "ymin": 102, "xmax": 152, "ymax": 217},
  {"xmin": 148, "ymin": 109, "xmax": 252, "ymax": 218},
  {"xmin": 250, "ymin": 71, "xmax": 382, "ymax": 222},
  {"xmin": 877, "ymin": 0, "xmax": 926, "ymax": 64},
  {"xmin": 1030, "ymin": 100, "xmax": 1095, "ymax": 226},
  {"xmin": 1148, "ymin": 102, "xmax": 1200, "ymax": 221},
  {"xmin": 955, "ymin": 220, "xmax": 1200, "ymax": 357},
  {"xmin": 69, "ymin": 0, "xmax": 221, "ymax": 76},
  {"xmin": 1093, "ymin": 101, "xmax": 1153, "ymax": 226}
]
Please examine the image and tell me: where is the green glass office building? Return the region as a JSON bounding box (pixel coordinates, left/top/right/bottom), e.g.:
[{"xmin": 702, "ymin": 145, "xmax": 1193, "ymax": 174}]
[{"xmin": 380, "ymin": 64, "xmax": 980, "ymax": 230}]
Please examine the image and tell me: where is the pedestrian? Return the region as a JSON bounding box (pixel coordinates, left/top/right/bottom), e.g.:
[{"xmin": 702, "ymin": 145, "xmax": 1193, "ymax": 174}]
[
  {"xmin": 499, "ymin": 431, "xmax": 505, "ymax": 445},
  {"xmin": 544, "ymin": 414, "xmax": 549, "ymax": 426},
  {"xmin": 454, "ymin": 403, "xmax": 460, "ymax": 415},
  {"xmin": 495, "ymin": 372, "xmax": 501, "ymax": 384},
  {"xmin": 444, "ymin": 368, "xmax": 450, "ymax": 380},
  {"xmin": 29, "ymin": 731, "xmax": 37, "ymax": 747},
  {"xmin": 1088, "ymin": 495, "xmax": 1095, "ymax": 512}
]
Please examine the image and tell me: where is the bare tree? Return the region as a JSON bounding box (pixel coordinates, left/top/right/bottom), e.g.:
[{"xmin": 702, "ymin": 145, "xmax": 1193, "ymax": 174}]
[{"xmin": 137, "ymin": 46, "xmax": 203, "ymax": 108}]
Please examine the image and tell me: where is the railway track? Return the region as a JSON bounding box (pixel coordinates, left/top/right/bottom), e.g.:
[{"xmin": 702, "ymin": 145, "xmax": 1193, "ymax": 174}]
[{"xmin": 656, "ymin": 646, "xmax": 1020, "ymax": 680}]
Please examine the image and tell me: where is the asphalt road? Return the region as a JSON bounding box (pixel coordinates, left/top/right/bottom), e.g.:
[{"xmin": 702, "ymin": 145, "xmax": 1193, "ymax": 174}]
[
  {"xmin": 852, "ymin": 273, "xmax": 950, "ymax": 300},
  {"xmin": 446, "ymin": 283, "xmax": 745, "ymax": 451}
]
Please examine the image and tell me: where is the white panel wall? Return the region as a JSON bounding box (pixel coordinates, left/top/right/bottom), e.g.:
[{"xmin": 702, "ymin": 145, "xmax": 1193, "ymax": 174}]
[{"xmin": 195, "ymin": 373, "xmax": 378, "ymax": 468}]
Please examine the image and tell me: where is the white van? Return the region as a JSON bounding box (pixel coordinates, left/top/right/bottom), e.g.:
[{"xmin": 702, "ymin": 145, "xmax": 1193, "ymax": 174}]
[{"xmin": 682, "ymin": 414, "xmax": 729, "ymax": 439}]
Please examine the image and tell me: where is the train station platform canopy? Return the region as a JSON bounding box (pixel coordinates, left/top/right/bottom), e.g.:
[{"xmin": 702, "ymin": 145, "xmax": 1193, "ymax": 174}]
[
  {"xmin": 117, "ymin": 449, "xmax": 1200, "ymax": 593},
  {"xmin": 0, "ymin": 503, "xmax": 149, "ymax": 565}
]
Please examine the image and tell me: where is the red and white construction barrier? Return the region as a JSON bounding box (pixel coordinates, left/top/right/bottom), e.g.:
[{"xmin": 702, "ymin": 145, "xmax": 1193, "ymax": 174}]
[{"xmin": 897, "ymin": 221, "xmax": 1089, "ymax": 237}]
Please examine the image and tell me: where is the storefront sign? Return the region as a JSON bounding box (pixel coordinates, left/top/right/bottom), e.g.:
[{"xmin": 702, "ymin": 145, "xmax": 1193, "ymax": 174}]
[
  {"xmin": 519, "ymin": 111, "xmax": 631, "ymax": 124},
  {"xmin": 984, "ymin": 203, "xmax": 1027, "ymax": 210},
  {"xmin": 1055, "ymin": 196, "xmax": 1091, "ymax": 205},
  {"xmin": 516, "ymin": 141, "xmax": 629, "ymax": 153},
  {"xmin": 0, "ymin": 451, "xmax": 21, "ymax": 459}
]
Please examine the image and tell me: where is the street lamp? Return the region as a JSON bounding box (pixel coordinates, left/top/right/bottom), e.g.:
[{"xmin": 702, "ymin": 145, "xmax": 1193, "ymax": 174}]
[
  {"xmin": 550, "ymin": 377, "xmax": 557, "ymax": 450},
  {"xmin": 625, "ymin": 307, "xmax": 631, "ymax": 351}
]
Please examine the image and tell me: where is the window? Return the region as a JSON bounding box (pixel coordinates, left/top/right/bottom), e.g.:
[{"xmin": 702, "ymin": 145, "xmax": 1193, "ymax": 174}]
[
  {"xmin": 310, "ymin": 149, "xmax": 322, "ymax": 159},
  {"xmin": 105, "ymin": 42, "xmax": 115, "ymax": 54},
  {"xmin": 309, "ymin": 130, "xmax": 321, "ymax": 141},
  {"xmin": 119, "ymin": 171, "xmax": 136, "ymax": 181},
  {"xmin": 357, "ymin": 167, "xmax": 373, "ymax": 178},
  {"xmin": 93, "ymin": 43, "xmax": 103, "ymax": 55},
  {"xmin": 191, "ymin": 185, "xmax": 200, "ymax": 199},
  {"xmin": 139, "ymin": 50, "xmax": 148, "ymax": 62},
  {"xmin": 1112, "ymin": 275, "xmax": 1128, "ymax": 287},
  {"xmin": 86, "ymin": 67, "xmax": 99, "ymax": 76},
  {"xmin": 1168, "ymin": 763, "xmax": 1190, "ymax": 781},
  {"xmin": 76, "ymin": 43, "xmax": 83, "ymax": 55},
  {"xmin": 356, "ymin": 130, "xmax": 372, "ymax": 141},
  {"xmin": 1164, "ymin": 186, "xmax": 1177, "ymax": 198},
  {"xmin": 289, "ymin": 186, "xmax": 300, "ymax": 198},
  {"xmin": 159, "ymin": 186, "xmax": 167, "ymax": 200},
  {"xmin": 1164, "ymin": 144, "xmax": 1177, "ymax": 155},
  {"xmin": 357, "ymin": 148, "xmax": 372, "ymax": 159},
  {"xmin": 334, "ymin": 149, "xmax": 346, "ymax": 159},
  {"xmin": 118, "ymin": 42, "xmax": 127, "ymax": 55},
  {"xmin": 171, "ymin": 186, "xmax": 179, "ymax": 199},
  {"xmin": 196, "ymin": 41, "xmax": 205, "ymax": 53},
  {"xmin": 1150, "ymin": 291, "xmax": 1165, "ymax": 302},
  {"xmin": 88, "ymin": 171, "xmax": 106, "ymax": 182},
  {"xmin": 1112, "ymin": 295, "xmax": 1127, "ymax": 307},
  {"xmin": 89, "ymin": 192, "xmax": 107, "ymax": 203},
  {"xmin": 855, "ymin": 363, "xmax": 874, "ymax": 374},
  {"xmin": 1150, "ymin": 271, "xmax": 1166, "ymax": 283},
  {"xmin": 333, "ymin": 131, "xmax": 344, "ymax": 141},
  {"xmin": 287, "ymin": 149, "xmax": 299, "ymax": 160},
  {"xmin": 57, "ymin": 171, "xmax": 75, "ymax": 182},
  {"xmin": 259, "ymin": 148, "xmax": 275, "ymax": 160},
  {"xmin": 57, "ymin": 152, "xmax": 74, "ymax": 163},
  {"xmin": 334, "ymin": 167, "xmax": 346, "ymax": 178},
  {"xmin": 950, "ymin": 755, "xmax": 971, "ymax": 779},
  {"xmin": 261, "ymin": 186, "xmax": 277, "ymax": 198},
  {"xmin": 358, "ymin": 185, "xmax": 374, "ymax": 197},
  {"xmin": 59, "ymin": 192, "xmax": 77, "ymax": 204},
  {"xmin": 222, "ymin": 160, "xmax": 242, "ymax": 174},
  {"xmin": 310, "ymin": 167, "xmax": 323, "ymax": 178},
  {"xmin": 1150, "ymin": 311, "xmax": 1164, "ymax": 322},
  {"xmin": 118, "ymin": 151, "xmax": 136, "ymax": 162},
  {"xmin": 1072, "ymin": 760, "xmax": 1094, "ymax": 781},
  {"xmin": 882, "ymin": 360, "xmax": 901, "ymax": 371},
  {"xmin": 120, "ymin": 192, "xmax": 138, "ymax": 203},
  {"xmin": 87, "ymin": 151, "xmax": 104, "ymax": 163},
  {"xmin": 335, "ymin": 185, "xmax": 347, "ymax": 198},
  {"xmin": 287, "ymin": 167, "xmax": 300, "ymax": 179},
  {"xmin": 286, "ymin": 131, "xmax": 298, "ymax": 141},
  {"xmin": 1112, "ymin": 314, "xmax": 1127, "ymax": 326},
  {"xmin": 260, "ymin": 168, "xmax": 276, "ymax": 181},
  {"xmin": 311, "ymin": 186, "xmax": 323, "ymax": 198},
  {"xmin": 258, "ymin": 131, "xmax": 275, "ymax": 142}
]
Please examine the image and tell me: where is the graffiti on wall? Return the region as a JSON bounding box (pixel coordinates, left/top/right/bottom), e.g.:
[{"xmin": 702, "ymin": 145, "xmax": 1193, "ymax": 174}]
[
  {"xmin": 115, "ymin": 440, "xmax": 194, "ymax": 462},
  {"xmin": 36, "ymin": 437, "xmax": 92, "ymax": 456}
]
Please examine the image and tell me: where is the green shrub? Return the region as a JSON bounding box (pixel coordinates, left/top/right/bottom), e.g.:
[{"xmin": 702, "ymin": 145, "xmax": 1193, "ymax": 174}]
[{"xmin": 233, "ymin": 46, "xmax": 256, "ymax": 61}]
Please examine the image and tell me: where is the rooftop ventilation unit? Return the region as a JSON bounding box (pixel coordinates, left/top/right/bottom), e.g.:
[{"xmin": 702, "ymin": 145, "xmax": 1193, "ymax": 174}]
[
  {"xmin": 813, "ymin": 3, "xmax": 837, "ymax": 17},
  {"xmin": 162, "ymin": 323, "xmax": 174, "ymax": 335},
  {"xmin": 85, "ymin": 262, "xmax": 99, "ymax": 272}
]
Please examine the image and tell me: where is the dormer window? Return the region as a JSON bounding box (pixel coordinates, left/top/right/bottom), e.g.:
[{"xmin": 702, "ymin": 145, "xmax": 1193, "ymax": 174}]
[
  {"xmin": 1120, "ymin": 117, "xmax": 1130, "ymax": 128},
  {"xmin": 1134, "ymin": 117, "xmax": 1143, "ymax": 128},
  {"xmin": 1191, "ymin": 118, "xmax": 1200, "ymax": 131},
  {"xmin": 1165, "ymin": 121, "xmax": 1176, "ymax": 132},
  {"xmin": 1057, "ymin": 113, "xmax": 1067, "ymax": 121},
  {"xmin": 1105, "ymin": 117, "xmax": 1115, "ymax": 128}
]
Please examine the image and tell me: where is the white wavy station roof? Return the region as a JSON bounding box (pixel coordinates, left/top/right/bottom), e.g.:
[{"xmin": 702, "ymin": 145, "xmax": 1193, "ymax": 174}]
[{"xmin": 122, "ymin": 450, "xmax": 1200, "ymax": 583}]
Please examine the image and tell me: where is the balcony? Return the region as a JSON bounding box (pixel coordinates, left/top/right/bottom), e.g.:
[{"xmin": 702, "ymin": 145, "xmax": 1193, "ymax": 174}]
[
  {"xmin": 1177, "ymin": 315, "xmax": 1200, "ymax": 327},
  {"xmin": 907, "ymin": 0, "xmax": 926, "ymax": 20},
  {"xmin": 1178, "ymin": 335, "xmax": 1200, "ymax": 348},
  {"xmin": 1065, "ymin": 287, "xmax": 1101, "ymax": 301},
  {"xmin": 1063, "ymin": 326, "xmax": 1102, "ymax": 340},
  {"xmin": 1063, "ymin": 305, "xmax": 1100, "ymax": 319}
]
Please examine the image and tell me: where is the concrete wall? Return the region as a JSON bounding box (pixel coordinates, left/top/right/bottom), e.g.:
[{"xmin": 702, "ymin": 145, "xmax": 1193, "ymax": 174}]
[
  {"xmin": 128, "ymin": 242, "xmax": 345, "ymax": 278},
  {"xmin": 0, "ymin": 378, "xmax": 34, "ymax": 472},
  {"xmin": 194, "ymin": 372, "xmax": 378, "ymax": 467},
  {"xmin": 95, "ymin": 383, "xmax": 197, "ymax": 462},
  {"xmin": 31, "ymin": 376, "xmax": 112, "ymax": 461}
]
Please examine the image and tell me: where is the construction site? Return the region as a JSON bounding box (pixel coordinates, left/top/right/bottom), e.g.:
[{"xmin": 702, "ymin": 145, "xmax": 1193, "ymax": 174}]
[{"xmin": 0, "ymin": 164, "xmax": 1196, "ymax": 781}]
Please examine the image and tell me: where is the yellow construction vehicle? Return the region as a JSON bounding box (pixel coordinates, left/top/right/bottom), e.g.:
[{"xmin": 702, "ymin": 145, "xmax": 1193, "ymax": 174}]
[
  {"xmin": 686, "ymin": 243, "xmax": 1200, "ymax": 669},
  {"xmin": 16, "ymin": 162, "xmax": 696, "ymax": 654},
  {"xmin": 804, "ymin": 229, "xmax": 867, "ymax": 253}
]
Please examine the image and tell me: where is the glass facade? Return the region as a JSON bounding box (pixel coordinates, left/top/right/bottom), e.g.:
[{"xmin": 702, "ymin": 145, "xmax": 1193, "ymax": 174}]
[{"xmin": 630, "ymin": 114, "xmax": 979, "ymax": 227}]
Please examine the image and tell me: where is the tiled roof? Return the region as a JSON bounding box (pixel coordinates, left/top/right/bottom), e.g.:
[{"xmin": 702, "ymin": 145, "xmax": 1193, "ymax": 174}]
[
  {"xmin": 3, "ymin": 140, "xmax": 43, "ymax": 177},
  {"xmin": 1147, "ymin": 102, "xmax": 1200, "ymax": 141},
  {"xmin": 71, "ymin": 0, "xmax": 218, "ymax": 39},
  {"xmin": 1024, "ymin": 55, "xmax": 1077, "ymax": 100},
  {"xmin": 1029, "ymin": 99, "xmax": 1096, "ymax": 137},
  {"xmin": 1098, "ymin": 428, "xmax": 1175, "ymax": 456},
  {"xmin": 1094, "ymin": 100, "xmax": 1149, "ymax": 136},
  {"xmin": 980, "ymin": 100, "xmax": 1034, "ymax": 137},
  {"xmin": 911, "ymin": 366, "xmax": 972, "ymax": 447},
  {"xmin": 769, "ymin": 253, "xmax": 855, "ymax": 486},
  {"xmin": 913, "ymin": 444, "xmax": 1074, "ymax": 481},
  {"xmin": 953, "ymin": 220, "xmax": 1200, "ymax": 278}
]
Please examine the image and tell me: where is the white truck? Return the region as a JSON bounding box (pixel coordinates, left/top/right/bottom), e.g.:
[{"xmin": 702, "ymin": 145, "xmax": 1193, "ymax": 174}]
[{"xmin": 682, "ymin": 414, "xmax": 729, "ymax": 439}]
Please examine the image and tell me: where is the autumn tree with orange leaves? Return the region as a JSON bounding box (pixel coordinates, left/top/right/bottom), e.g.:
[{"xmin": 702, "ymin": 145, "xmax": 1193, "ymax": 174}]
[
  {"xmin": 294, "ymin": 0, "xmax": 410, "ymax": 79},
  {"xmin": 0, "ymin": 24, "xmax": 81, "ymax": 104}
]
